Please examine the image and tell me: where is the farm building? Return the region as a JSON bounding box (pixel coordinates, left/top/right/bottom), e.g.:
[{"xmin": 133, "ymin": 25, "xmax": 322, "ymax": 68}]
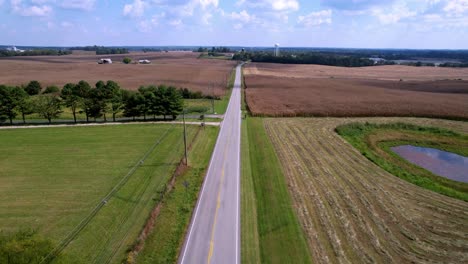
[{"xmin": 98, "ymin": 58, "xmax": 112, "ymax": 64}]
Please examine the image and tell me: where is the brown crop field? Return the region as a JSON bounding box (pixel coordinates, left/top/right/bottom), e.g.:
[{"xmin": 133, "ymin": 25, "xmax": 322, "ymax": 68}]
[
  {"xmin": 244, "ymin": 63, "xmax": 468, "ymax": 119},
  {"xmin": 264, "ymin": 117, "xmax": 468, "ymax": 263},
  {"xmin": 0, "ymin": 52, "xmax": 236, "ymax": 96}
]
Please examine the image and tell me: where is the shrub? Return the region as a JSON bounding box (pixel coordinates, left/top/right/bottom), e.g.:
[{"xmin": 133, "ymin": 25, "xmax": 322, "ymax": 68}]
[
  {"xmin": 123, "ymin": 57, "xmax": 132, "ymax": 64},
  {"xmin": 43, "ymin": 85, "xmax": 60, "ymax": 94}
]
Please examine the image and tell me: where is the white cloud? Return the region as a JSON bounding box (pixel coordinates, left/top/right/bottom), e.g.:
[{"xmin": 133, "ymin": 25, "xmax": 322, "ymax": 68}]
[
  {"xmin": 123, "ymin": 0, "xmax": 147, "ymax": 17},
  {"xmin": 61, "ymin": 21, "xmax": 73, "ymax": 27},
  {"xmin": 199, "ymin": 0, "xmax": 218, "ymax": 9},
  {"xmin": 60, "ymin": 0, "xmax": 95, "ymax": 10},
  {"xmin": 201, "ymin": 12, "xmax": 213, "ymax": 24},
  {"xmin": 444, "ymin": 0, "xmax": 468, "ymax": 16},
  {"xmin": 169, "ymin": 19, "xmax": 183, "ymax": 27},
  {"xmin": 297, "ymin": 9, "xmax": 332, "ymax": 27},
  {"xmin": 371, "ymin": 2, "xmax": 417, "ymax": 24},
  {"xmin": 271, "ymin": 0, "xmax": 298, "ymax": 11},
  {"xmin": 137, "ymin": 12, "xmax": 165, "ymax": 32},
  {"xmin": 236, "ymin": 0, "xmax": 299, "ymax": 12},
  {"xmin": 11, "ymin": 0, "xmax": 53, "ymax": 16}
]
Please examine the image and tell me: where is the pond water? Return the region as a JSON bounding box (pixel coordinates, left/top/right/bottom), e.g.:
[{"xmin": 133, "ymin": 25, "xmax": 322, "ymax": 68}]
[{"xmin": 391, "ymin": 145, "xmax": 468, "ymax": 183}]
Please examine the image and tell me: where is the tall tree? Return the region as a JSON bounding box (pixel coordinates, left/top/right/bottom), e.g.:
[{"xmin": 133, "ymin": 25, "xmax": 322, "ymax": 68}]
[
  {"xmin": 0, "ymin": 85, "xmax": 17, "ymax": 125},
  {"xmin": 166, "ymin": 86, "xmax": 183, "ymax": 119},
  {"xmin": 33, "ymin": 94, "xmax": 62, "ymax": 124},
  {"xmin": 24, "ymin": 80, "xmax": 42, "ymax": 95},
  {"xmin": 106, "ymin": 81, "xmax": 123, "ymax": 122},
  {"xmin": 11, "ymin": 87, "xmax": 33, "ymax": 124},
  {"xmin": 123, "ymin": 92, "xmax": 143, "ymax": 121},
  {"xmin": 61, "ymin": 83, "xmax": 80, "ymax": 123},
  {"xmin": 76, "ymin": 80, "xmax": 92, "ymax": 122}
]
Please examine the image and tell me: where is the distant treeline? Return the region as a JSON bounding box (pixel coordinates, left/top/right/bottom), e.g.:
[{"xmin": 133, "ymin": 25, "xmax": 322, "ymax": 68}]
[
  {"xmin": 69, "ymin": 45, "xmax": 129, "ymax": 55},
  {"xmin": 233, "ymin": 51, "xmax": 375, "ymax": 67},
  {"xmin": 0, "ymin": 49, "xmax": 71, "ymax": 57},
  {"xmin": 439, "ymin": 62, "xmax": 468, "ymax": 68},
  {"xmin": 0, "ymin": 80, "xmax": 211, "ymax": 125},
  {"xmin": 142, "ymin": 48, "xmax": 164, "ymax": 53},
  {"xmin": 196, "ymin": 47, "xmax": 231, "ymax": 53}
]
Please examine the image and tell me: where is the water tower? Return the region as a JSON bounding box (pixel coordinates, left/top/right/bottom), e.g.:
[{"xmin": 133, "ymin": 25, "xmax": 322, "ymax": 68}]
[{"xmin": 274, "ymin": 43, "xmax": 280, "ymax": 57}]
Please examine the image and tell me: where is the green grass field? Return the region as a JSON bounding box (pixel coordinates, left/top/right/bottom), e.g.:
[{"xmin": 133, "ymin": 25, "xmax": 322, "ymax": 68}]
[
  {"xmin": 0, "ymin": 123, "xmax": 215, "ymax": 263},
  {"xmin": 241, "ymin": 118, "xmax": 311, "ymax": 264},
  {"xmin": 336, "ymin": 122, "xmax": 468, "ymax": 201}
]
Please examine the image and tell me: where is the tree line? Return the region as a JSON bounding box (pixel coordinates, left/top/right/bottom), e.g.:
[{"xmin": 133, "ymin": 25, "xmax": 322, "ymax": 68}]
[
  {"xmin": 0, "ymin": 80, "xmax": 193, "ymax": 125},
  {"xmin": 0, "ymin": 49, "xmax": 71, "ymax": 57},
  {"xmin": 196, "ymin": 47, "xmax": 231, "ymax": 53},
  {"xmin": 69, "ymin": 45, "xmax": 129, "ymax": 55},
  {"xmin": 233, "ymin": 51, "xmax": 375, "ymax": 67}
]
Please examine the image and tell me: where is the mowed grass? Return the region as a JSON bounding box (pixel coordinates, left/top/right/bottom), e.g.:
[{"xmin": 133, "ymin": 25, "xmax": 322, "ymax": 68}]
[
  {"xmin": 0, "ymin": 124, "xmax": 204, "ymax": 263},
  {"xmin": 241, "ymin": 118, "xmax": 312, "ymax": 264},
  {"xmin": 136, "ymin": 126, "xmax": 219, "ymax": 263}
]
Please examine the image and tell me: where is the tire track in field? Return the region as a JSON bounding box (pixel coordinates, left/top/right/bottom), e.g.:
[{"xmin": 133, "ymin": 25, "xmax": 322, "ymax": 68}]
[{"xmin": 264, "ymin": 117, "xmax": 468, "ymax": 264}]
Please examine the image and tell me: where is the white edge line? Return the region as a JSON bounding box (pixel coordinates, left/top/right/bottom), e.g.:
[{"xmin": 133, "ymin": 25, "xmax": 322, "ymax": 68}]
[
  {"xmin": 236, "ymin": 66, "xmax": 241, "ymax": 264},
  {"xmin": 179, "ymin": 64, "xmax": 240, "ymax": 264},
  {"xmin": 179, "ymin": 118, "xmax": 225, "ymax": 264}
]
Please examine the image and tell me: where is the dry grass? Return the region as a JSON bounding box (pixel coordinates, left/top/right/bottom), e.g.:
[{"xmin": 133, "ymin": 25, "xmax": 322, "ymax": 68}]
[
  {"xmin": 244, "ymin": 63, "xmax": 468, "ymax": 119},
  {"xmin": 264, "ymin": 117, "xmax": 468, "ymax": 264},
  {"xmin": 0, "ymin": 52, "xmax": 236, "ymax": 96}
]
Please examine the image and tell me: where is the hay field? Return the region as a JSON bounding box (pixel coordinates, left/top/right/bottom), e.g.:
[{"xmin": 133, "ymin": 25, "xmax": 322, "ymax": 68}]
[
  {"xmin": 0, "ymin": 52, "xmax": 236, "ymax": 96},
  {"xmin": 244, "ymin": 63, "xmax": 468, "ymax": 119},
  {"xmin": 264, "ymin": 117, "xmax": 468, "ymax": 263}
]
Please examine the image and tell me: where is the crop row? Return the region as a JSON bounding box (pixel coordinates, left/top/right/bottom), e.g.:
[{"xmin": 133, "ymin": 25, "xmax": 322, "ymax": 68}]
[{"xmin": 264, "ymin": 117, "xmax": 468, "ymax": 263}]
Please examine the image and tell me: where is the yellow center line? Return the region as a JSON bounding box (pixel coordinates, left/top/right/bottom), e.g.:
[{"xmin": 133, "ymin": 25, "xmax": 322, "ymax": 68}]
[{"xmin": 207, "ymin": 129, "xmax": 232, "ymax": 264}]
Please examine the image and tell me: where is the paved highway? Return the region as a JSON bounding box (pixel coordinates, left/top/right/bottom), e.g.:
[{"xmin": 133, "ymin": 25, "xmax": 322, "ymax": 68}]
[{"xmin": 179, "ymin": 64, "xmax": 242, "ymax": 264}]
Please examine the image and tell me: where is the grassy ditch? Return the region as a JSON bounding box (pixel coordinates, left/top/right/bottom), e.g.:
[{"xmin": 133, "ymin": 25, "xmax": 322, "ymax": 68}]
[
  {"xmin": 336, "ymin": 122, "xmax": 468, "ymax": 201},
  {"xmin": 134, "ymin": 126, "xmax": 219, "ymax": 264},
  {"xmin": 242, "ymin": 118, "xmax": 312, "ymax": 263}
]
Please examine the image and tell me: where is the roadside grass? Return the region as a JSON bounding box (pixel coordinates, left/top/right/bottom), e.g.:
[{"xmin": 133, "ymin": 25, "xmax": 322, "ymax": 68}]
[
  {"xmin": 241, "ymin": 118, "xmax": 261, "ymax": 264},
  {"xmin": 135, "ymin": 126, "xmax": 219, "ymax": 264},
  {"xmin": 242, "ymin": 118, "xmax": 312, "ymax": 263},
  {"xmin": 336, "ymin": 122, "xmax": 468, "ymax": 201},
  {"xmin": 0, "ymin": 124, "xmax": 202, "ymax": 263}
]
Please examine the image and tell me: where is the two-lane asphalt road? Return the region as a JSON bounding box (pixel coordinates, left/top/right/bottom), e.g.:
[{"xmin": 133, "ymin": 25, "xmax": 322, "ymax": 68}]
[{"xmin": 179, "ymin": 64, "xmax": 242, "ymax": 264}]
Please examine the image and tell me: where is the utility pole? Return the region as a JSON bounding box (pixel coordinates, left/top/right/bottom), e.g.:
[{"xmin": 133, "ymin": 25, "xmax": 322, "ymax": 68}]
[
  {"xmin": 182, "ymin": 108, "xmax": 188, "ymax": 166},
  {"xmin": 211, "ymin": 83, "xmax": 215, "ymax": 114}
]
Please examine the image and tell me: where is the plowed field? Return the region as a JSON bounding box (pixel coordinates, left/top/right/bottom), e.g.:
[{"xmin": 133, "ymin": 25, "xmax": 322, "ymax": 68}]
[
  {"xmin": 264, "ymin": 117, "xmax": 468, "ymax": 263},
  {"xmin": 0, "ymin": 52, "xmax": 236, "ymax": 96},
  {"xmin": 244, "ymin": 63, "xmax": 468, "ymax": 119}
]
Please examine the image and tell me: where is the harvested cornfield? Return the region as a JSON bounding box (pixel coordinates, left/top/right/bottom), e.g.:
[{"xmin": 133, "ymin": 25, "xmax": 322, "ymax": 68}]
[
  {"xmin": 0, "ymin": 52, "xmax": 236, "ymax": 96},
  {"xmin": 244, "ymin": 63, "xmax": 468, "ymax": 119},
  {"xmin": 264, "ymin": 117, "xmax": 468, "ymax": 263}
]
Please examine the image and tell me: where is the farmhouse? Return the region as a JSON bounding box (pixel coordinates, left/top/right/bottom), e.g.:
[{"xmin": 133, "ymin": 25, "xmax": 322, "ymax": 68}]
[{"xmin": 98, "ymin": 58, "xmax": 112, "ymax": 64}]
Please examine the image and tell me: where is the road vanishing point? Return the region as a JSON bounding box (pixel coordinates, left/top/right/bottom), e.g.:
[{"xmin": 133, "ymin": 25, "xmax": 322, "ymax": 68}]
[{"xmin": 179, "ymin": 64, "xmax": 242, "ymax": 264}]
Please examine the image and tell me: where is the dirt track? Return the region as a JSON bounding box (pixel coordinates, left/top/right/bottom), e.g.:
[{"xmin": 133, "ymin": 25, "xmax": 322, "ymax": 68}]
[
  {"xmin": 244, "ymin": 63, "xmax": 468, "ymax": 119},
  {"xmin": 0, "ymin": 52, "xmax": 236, "ymax": 96}
]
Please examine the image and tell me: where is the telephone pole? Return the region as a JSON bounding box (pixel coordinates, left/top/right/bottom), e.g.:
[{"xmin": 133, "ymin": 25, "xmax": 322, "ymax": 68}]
[
  {"xmin": 182, "ymin": 109, "xmax": 188, "ymax": 166},
  {"xmin": 211, "ymin": 83, "xmax": 215, "ymax": 114}
]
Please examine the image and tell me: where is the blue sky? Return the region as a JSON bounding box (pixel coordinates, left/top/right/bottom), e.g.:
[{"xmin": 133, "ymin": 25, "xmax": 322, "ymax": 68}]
[{"xmin": 0, "ymin": 0, "xmax": 467, "ymax": 49}]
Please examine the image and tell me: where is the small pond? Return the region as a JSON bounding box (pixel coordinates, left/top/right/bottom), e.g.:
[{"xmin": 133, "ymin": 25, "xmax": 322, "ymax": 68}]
[{"xmin": 391, "ymin": 145, "xmax": 468, "ymax": 183}]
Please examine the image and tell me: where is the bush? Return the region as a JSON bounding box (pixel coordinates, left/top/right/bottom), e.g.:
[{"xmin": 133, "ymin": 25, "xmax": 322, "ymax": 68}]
[
  {"xmin": 123, "ymin": 57, "xmax": 132, "ymax": 64},
  {"xmin": 25, "ymin": 81, "xmax": 42, "ymax": 95},
  {"xmin": 0, "ymin": 229, "xmax": 53, "ymax": 264},
  {"xmin": 43, "ymin": 85, "xmax": 60, "ymax": 94}
]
